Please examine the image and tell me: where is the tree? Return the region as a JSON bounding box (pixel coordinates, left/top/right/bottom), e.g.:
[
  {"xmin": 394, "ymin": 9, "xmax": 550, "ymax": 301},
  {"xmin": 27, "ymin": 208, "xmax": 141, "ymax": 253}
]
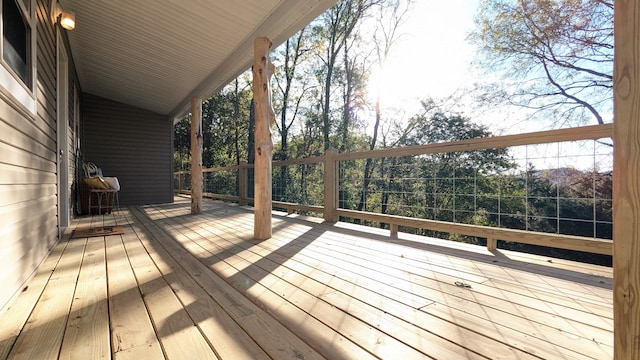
[
  {"xmin": 338, "ymin": 26, "xmax": 369, "ymax": 153},
  {"xmin": 173, "ymin": 117, "xmax": 191, "ymax": 171},
  {"xmin": 272, "ymin": 28, "xmax": 315, "ymax": 201},
  {"xmin": 408, "ymin": 111, "xmax": 514, "ymax": 224},
  {"xmin": 231, "ymin": 78, "xmax": 252, "ymax": 165},
  {"xmin": 314, "ymin": 0, "xmax": 380, "ymax": 151},
  {"xmin": 344, "ymin": 100, "xmax": 516, "ymax": 232},
  {"xmin": 356, "ymin": 0, "xmax": 411, "ymax": 213},
  {"xmin": 273, "ymin": 27, "xmax": 312, "ymax": 161},
  {"xmin": 201, "ymin": 81, "xmax": 251, "ymax": 168},
  {"xmin": 470, "ymin": 0, "xmax": 613, "ymax": 125}
]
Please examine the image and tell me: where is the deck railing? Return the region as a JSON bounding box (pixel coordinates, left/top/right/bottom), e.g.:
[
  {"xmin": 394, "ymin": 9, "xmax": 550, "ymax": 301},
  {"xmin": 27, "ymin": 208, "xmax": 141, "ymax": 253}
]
[{"xmin": 175, "ymin": 124, "xmax": 613, "ymax": 256}]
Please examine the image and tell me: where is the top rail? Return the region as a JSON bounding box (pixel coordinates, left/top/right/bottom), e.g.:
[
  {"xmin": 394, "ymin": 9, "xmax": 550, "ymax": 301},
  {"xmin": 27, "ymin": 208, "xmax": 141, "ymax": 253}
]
[{"xmin": 333, "ymin": 123, "xmax": 613, "ymax": 162}]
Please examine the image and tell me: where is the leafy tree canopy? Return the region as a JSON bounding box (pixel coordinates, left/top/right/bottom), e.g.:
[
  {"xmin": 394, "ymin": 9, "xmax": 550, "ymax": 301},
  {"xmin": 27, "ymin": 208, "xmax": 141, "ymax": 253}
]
[{"xmin": 469, "ymin": 0, "xmax": 613, "ymax": 126}]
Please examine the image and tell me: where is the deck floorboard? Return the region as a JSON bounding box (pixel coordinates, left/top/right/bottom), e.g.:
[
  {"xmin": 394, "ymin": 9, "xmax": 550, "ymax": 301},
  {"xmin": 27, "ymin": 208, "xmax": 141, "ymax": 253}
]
[{"xmin": 0, "ymin": 197, "xmax": 613, "ymax": 359}]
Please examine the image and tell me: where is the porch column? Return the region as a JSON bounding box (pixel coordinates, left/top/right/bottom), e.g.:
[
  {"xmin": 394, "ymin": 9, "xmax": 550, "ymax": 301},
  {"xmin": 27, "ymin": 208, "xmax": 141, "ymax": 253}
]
[
  {"xmin": 190, "ymin": 97, "xmax": 203, "ymax": 214},
  {"xmin": 252, "ymin": 37, "xmax": 275, "ymax": 240},
  {"xmin": 613, "ymin": 1, "xmax": 640, "ymax": 359}
]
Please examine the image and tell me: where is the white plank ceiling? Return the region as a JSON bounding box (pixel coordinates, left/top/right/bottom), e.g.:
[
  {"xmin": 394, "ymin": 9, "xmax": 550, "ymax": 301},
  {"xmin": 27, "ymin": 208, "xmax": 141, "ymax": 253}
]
[{"xmin": 60, "ymin": 0, "xmax": 336, "ymax": 118}]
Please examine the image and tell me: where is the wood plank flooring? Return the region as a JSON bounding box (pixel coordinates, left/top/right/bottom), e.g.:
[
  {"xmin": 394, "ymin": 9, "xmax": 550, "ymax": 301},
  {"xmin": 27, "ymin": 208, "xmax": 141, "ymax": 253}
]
[{"xmin": 0, "ymin": 197, "xmax": 613, "ymax": 359}]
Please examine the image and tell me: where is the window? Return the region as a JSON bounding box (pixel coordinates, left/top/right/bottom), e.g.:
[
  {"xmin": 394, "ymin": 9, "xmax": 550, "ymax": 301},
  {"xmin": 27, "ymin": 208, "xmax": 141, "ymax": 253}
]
[{"xmin": 2, "ymin": 0, "xmax": 32, "ymax": 88}]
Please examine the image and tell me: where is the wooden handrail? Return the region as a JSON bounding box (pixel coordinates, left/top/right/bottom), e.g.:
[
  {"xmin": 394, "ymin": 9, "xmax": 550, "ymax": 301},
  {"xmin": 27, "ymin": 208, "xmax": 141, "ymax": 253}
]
[{"xmin": 333, "ymin": 123, "xmax": 613, "ymax": 162}]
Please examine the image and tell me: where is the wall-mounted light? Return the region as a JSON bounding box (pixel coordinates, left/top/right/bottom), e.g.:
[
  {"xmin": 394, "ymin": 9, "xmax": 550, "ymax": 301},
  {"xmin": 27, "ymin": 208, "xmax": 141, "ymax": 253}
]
[
  {"xmin": 59, "ymin": 10, "xmax": 75, "ymax": 30},
  {"xmin": 52, "ymin": 1, "xmax": 75, "ymax": 30}
]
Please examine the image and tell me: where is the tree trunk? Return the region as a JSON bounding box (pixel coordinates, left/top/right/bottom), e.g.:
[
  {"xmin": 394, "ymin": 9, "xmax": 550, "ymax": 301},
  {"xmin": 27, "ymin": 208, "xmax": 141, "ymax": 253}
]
[
  {"xmin": 340, "ymin": 40, "xmax": 353, "ymax": 152},
  {"xmin": 233, "ymin": 79, "xmax": 242, "ymax": 198},
  {"xmin": 280, "ymin": 38, "xmax": 292, "ymax": 160},
  {"xmin": 322, "ymin": 58, "xmax": 334, "ymax": 151},
  {"xmin": 252, "ymin": 37, "xmax": 275, "ymax": 240},
  {"xmin": 233, "ymin": 79, "xmax": 241, "ymax": 165},
  {"xmin": 356, "ymin": 95, "xmax": 381, "ymax": 214}
]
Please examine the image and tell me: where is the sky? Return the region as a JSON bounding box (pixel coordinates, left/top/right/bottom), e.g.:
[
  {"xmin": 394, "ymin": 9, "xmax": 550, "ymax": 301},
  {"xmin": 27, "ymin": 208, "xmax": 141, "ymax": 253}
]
[
  {"xmin": 366, "ymin": 0, "xmax": 552, "ymax": 135},
  {"xmin": 370, "ymin": 0, "xmax": 480, "ymax": 117}
]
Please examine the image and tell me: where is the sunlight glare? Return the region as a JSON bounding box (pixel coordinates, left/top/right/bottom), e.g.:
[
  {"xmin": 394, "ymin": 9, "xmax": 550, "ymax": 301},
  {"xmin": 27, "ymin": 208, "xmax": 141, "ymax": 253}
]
[{"xmin": 368, "ymin": 0, "xmax": 479, "ymax": 115}]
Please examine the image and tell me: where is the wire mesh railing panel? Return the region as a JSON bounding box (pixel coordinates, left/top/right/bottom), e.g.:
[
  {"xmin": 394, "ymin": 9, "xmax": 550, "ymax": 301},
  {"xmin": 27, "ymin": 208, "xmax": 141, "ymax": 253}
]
[
  {"xmin": 204, "ymin": 170, "xmax": 238, "ymax": 196},
  {"xmin": 272, "ymin": 163, "xmax": 324, "ymax": 206},
  {"xmin": 175, "ymin": 172, "xmax": 192, "ymax": 191},
  {"xmin": 337, "ymin": 138, "xmax": 613, "ymax": 240}
]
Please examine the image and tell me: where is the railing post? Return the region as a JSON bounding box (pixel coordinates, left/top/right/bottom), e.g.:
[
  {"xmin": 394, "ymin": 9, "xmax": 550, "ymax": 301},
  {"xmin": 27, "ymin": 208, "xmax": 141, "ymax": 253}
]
[
  {"xmin": 239, "ymin": 162, "xmax": 248, "ymax": 206},
  {"xmin": 486, "ymin": 238, "xmax": 497, "ymax": 251},
  {"xmin": 390, "ymin": 223, "xmax": 398, "ymax": 238},
  {"xmin": 324, "ymin": 148, "xmax": 338, "ymax": 222}
]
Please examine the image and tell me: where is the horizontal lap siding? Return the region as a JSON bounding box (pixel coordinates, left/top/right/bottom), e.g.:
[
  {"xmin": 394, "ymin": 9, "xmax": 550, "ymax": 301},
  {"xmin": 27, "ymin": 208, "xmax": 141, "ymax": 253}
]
[
  {"xmin": 83, "ymin": 94, "xmax": 172, "ymax": 205},
  {"xmin": 0, "ymin": 0, "xmax": 59, "ymax": 312}
]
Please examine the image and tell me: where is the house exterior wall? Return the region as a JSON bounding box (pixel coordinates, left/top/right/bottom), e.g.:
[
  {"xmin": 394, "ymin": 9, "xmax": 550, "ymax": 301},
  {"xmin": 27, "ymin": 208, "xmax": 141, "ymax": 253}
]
[
  {"xmin": 82, "ymin": 93, "xmax": 173, "ymax": 205},
  {"xmin": 0, "ymin": 0, "xmax": 79, "ymax": 312}
]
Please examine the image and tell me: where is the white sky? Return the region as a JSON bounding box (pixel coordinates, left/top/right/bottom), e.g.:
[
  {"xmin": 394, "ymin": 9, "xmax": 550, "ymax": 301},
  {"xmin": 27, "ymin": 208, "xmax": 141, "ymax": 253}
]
[
  {"xmin": 371, "ymin": 0, "xmax": 479, "ymax": 115},
  {"xmin": 365, "ymin": 0, "xmax": 562, "ymax": 137}
]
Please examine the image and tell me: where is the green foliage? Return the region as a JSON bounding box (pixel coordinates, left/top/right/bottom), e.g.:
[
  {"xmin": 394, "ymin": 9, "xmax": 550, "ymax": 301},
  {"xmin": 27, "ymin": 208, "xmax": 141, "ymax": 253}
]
[
  {"xmin": 174, "ymin": 79, "xmax": 252, "ymax": 171},
  {"xmin": 202, "ymin": 80, "xmax": 252, "ymax": 167},
  {"xmin": 341, "ymin": 103, "xmax": 517, "ymax": 230},
  {"xmin": 173, "ymin": 117, "xmax": 191, "ymax": 171}
]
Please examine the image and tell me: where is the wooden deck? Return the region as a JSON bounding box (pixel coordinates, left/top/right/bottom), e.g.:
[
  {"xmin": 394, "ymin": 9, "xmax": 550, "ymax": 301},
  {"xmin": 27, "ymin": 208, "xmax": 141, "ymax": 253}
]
[{"xmin": 0, "ymin": 197, "xmax": 613, "ymax": 359}]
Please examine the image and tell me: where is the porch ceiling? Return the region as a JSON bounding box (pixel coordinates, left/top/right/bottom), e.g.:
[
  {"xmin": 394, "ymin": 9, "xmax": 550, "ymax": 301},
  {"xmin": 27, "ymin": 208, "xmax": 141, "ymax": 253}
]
[{"xmin": 60, "ymin": 0, "xmax": 336, "ymax": 119}]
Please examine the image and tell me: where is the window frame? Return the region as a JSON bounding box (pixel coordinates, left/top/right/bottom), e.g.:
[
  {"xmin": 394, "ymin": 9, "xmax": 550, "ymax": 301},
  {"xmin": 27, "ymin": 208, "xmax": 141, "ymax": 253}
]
[{"xmin": 0, "ymin": 0, "xmax": 37, "ymax": 114}]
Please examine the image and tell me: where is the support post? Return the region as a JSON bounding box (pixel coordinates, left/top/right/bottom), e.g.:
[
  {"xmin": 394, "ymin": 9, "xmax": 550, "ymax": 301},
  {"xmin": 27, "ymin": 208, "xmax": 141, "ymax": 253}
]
[
  {"xmin": 252, "ymin": 37, "xmax": 275, "ymax": 240},
  {"xmin": 190, "ymin": 97, "xmax": 203, "ymax": 214},
  {"xmin": 324, "ymin": 148, "xmax": 338, "ymax": 222},
  {"xmin": 613, "ymin": 1, "xmax": 640, "ymax": 358},
  {"xmin": 239, "ymin": 161, "xmax": 248, "ymax": 206}
]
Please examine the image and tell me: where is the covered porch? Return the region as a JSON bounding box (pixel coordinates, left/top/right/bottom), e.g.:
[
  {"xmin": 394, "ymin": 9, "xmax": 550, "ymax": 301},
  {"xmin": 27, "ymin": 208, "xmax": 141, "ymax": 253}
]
[{"xmin": 0, "ymin": 197, "xmax": 613, "ymax": 359}]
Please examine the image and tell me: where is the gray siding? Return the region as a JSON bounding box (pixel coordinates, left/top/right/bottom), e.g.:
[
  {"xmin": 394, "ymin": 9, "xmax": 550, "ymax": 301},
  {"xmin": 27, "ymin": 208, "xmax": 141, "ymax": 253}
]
[
  {"xmin": 82, "ymin": 94, "xmax": 173, "ymax": 205},
  {"xmin": 0, "ymin": 0, "xmax": 66, "ymax": 311}
]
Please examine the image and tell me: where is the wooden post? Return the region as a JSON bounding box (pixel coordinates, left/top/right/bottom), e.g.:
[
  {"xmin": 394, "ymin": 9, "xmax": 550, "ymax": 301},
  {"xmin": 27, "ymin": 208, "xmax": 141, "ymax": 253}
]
[
  {"xmin": 324, "ymin": 148, "xmax": 338, "ymax": 222},
  {"xmin": 239, "ymin": 161, "xmax": 248, "ymax": 206},
  {"xmin": 190, "ymin": 97, "xmax": 203, "ymax": 214},
  {"xmin": 252, "ymin": 37, "xmax": 275, "ymax": 240},
  {"xmin": 613, "ymin": 1, "xmax": 640, "ymax": 358},
  {"xmin": 486, "ymin": 238, "xmax": 497, "ymax": 251},
  {"xmin": 390, "ymin": 223, "xmax": 398, "ymax": 238}
]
